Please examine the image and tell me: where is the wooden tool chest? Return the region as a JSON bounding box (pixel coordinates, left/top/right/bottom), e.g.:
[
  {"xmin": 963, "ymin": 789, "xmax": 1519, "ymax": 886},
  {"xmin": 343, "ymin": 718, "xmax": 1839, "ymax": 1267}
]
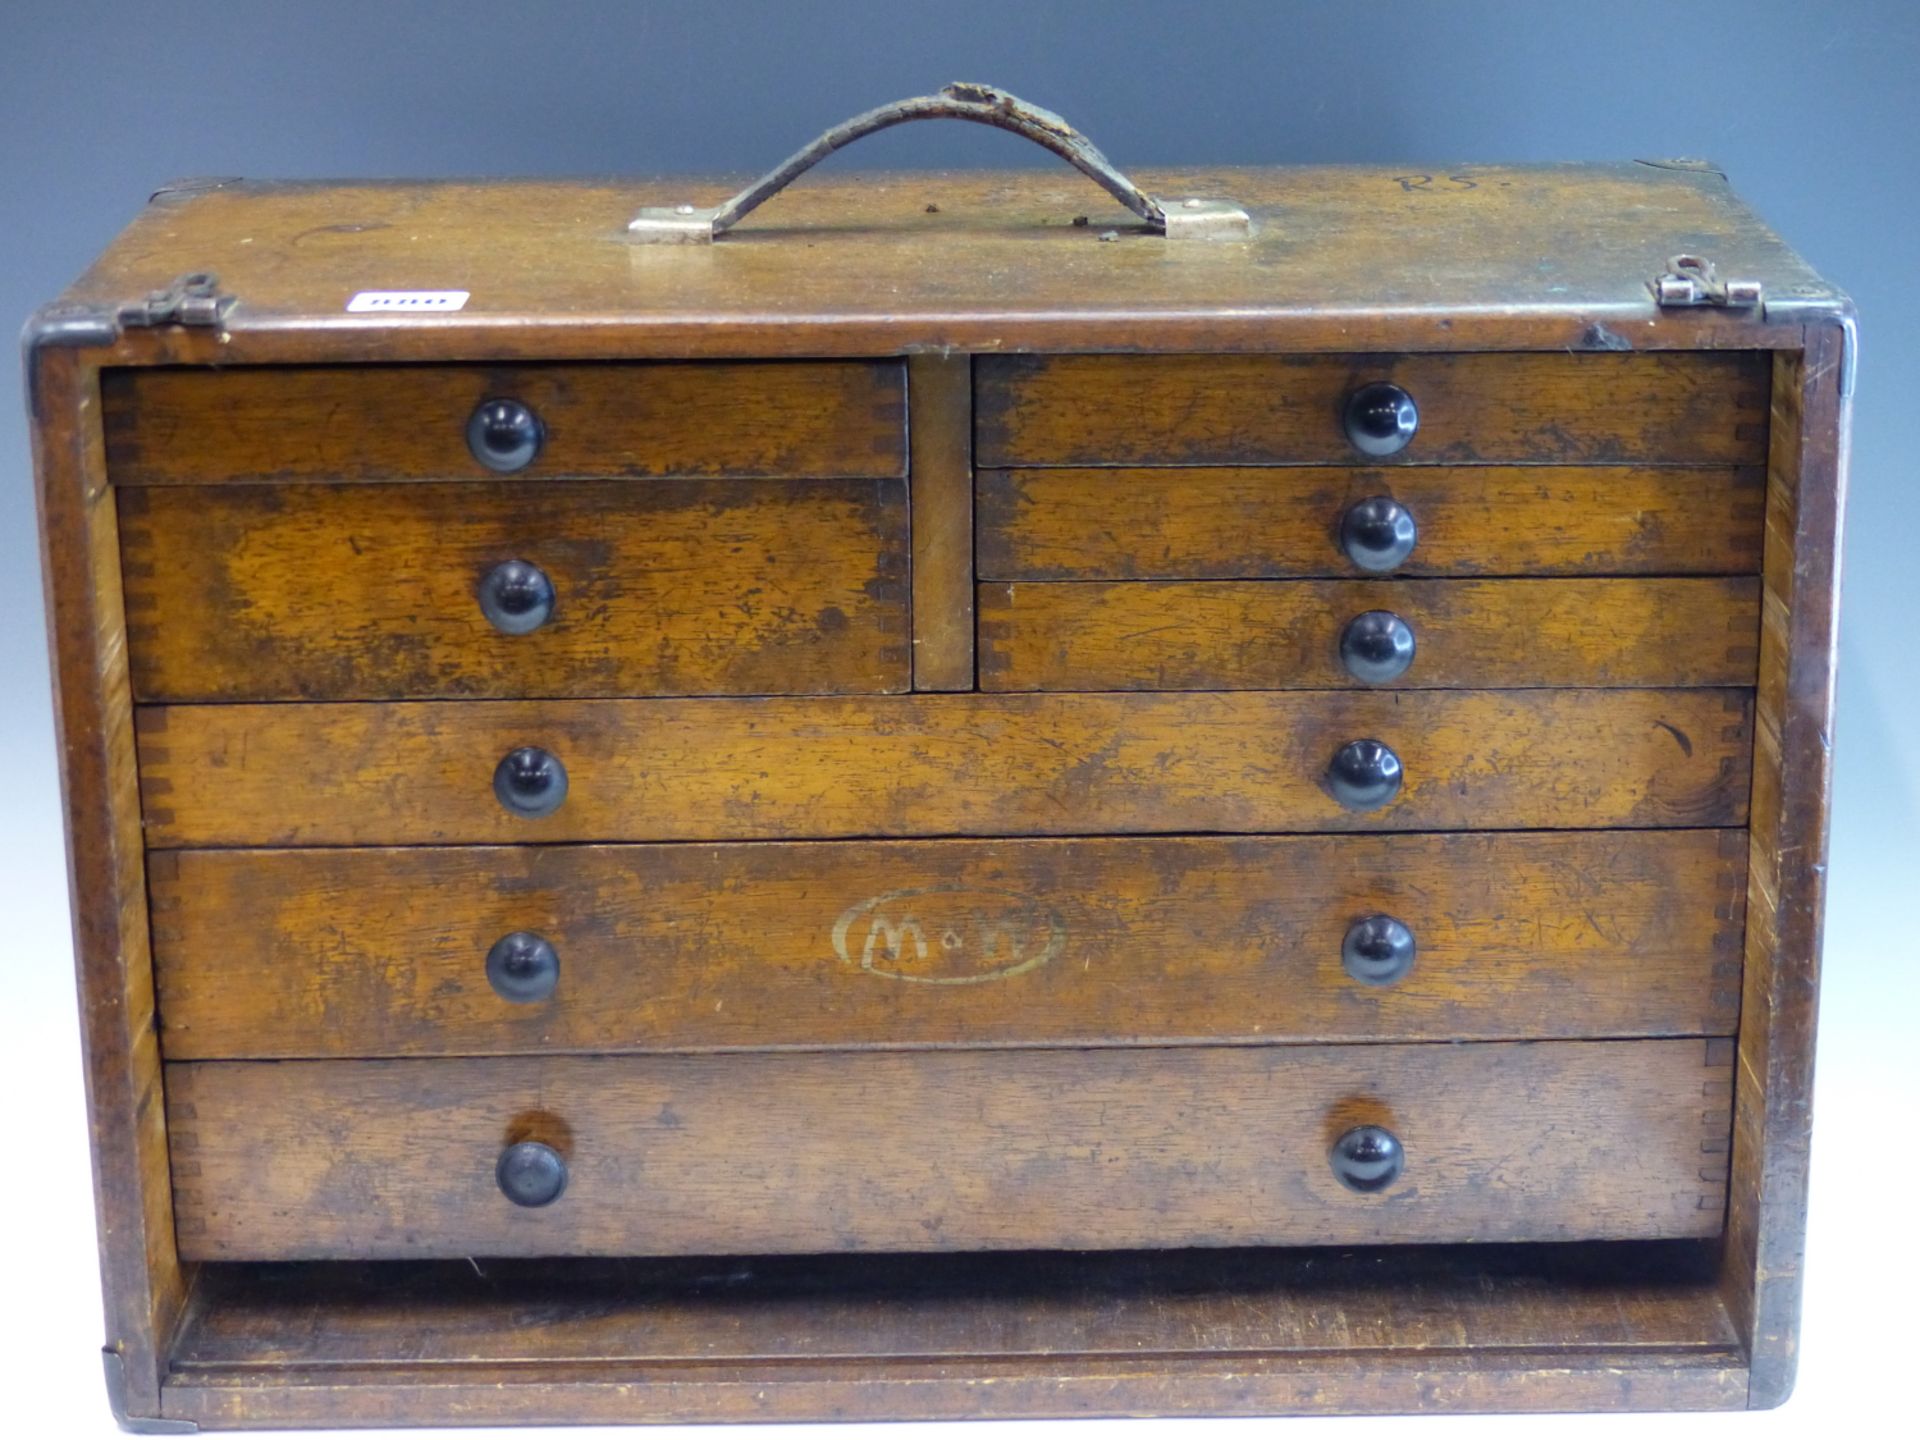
[{"xmin": 28, "ymin": 87, "xmax": 1850, "ymax": 1428}]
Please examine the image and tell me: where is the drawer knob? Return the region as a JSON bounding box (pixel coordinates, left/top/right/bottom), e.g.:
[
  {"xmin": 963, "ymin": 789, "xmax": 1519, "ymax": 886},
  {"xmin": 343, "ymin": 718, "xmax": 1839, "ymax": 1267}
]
[
  {"xmin": 486, "ymin": 931, "xmax": 560, "ymax": 1003},
  {"xmin": 1339, "ymin": 496, "xmax": 1418, "ymax": 572},
  {"xmin": 478, "ymin": 560, "xmax": 556, "ymax": 635},
  {"xmin": 493, "ymin": 746, "xmax": 569, "ymax": 818},
  {"xmin": 496, "ymin": 1140, "xmax": 568, "ymax": 1208},
  {"xmin": 1330, "ymin": 1124, "xmax": 1405, "ymax": 1193},
  {"xmin": 1343, "ymin": 914, "xmax": 1417, "ymax": 986},
  {"xmin": 1343, "ymin": 382, "xmax": 1419, "ymax": 456},
  {"xmin": 1339, "ymin": 610, "xmax": 1416, "ymax": 683},
  {"xmin": 1327, "ymin": 738, "xmax": 1403, "ymax": 810},
  {"xmin": 467, "ymin": 398, "xmax": 545, "ymax": 473}
]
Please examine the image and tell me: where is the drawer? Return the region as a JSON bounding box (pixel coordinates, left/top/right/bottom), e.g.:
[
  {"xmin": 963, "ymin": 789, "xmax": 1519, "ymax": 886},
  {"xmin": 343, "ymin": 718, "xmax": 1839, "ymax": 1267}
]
[
  {"xmin": 975, "ymin": 353, "xmax": 1768, "ymax": 467},
  {"xmin": 118, "ymin": 478, "xmax": 909, "ymax": 701},
  {"xmin": 102, "ymin": 360, "xmax": 907, "ymax": 484},
  {"xmin": 165, "ymin": 1040, "xmax": 1734, "ymax": 1260},
  {"xmin": 151, "ymin": 830, "xmax": 1745, "ymax": 1058},
  {"xmin": 135, "ymin": 689, "xmax": 1753, "ymax": 846},
  {"xmin": 977, "ymin": 465, "xmax": 1765, "ymax": 581},
  {"xmin": 979, "ymin": 578, "xmax": 1760, "ymax": 692}
]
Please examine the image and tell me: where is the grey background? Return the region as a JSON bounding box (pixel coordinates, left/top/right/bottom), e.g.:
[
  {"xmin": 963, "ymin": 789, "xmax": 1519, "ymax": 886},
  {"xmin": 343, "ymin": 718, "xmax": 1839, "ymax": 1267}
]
[{"xmin": 3, "ymin": 3, "xmax": 1915, "ymax": 1433}]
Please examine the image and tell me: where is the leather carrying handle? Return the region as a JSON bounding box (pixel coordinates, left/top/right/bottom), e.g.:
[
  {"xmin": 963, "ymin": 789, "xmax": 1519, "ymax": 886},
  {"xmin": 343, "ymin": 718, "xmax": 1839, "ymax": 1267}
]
[{"xmin": 628, "ymin": 83, "xmax": 1248, "ymax": 242}]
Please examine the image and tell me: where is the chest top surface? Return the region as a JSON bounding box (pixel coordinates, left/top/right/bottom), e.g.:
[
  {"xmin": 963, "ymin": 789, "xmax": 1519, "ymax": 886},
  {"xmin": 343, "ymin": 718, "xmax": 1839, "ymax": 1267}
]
[{"xmin": 41, "ymin": 163, "xmax": 1842, "ymax": 361}]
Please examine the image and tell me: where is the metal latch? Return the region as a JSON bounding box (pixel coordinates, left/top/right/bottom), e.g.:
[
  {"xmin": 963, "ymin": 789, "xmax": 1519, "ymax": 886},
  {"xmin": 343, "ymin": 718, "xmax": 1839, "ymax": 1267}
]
[
  {"xmin": 1652, "ymin": 254, "xmax": 1762, "ymax": 308},
  {"xmin": 117, "ymin": 271, "xmax": 235, "ymax": 329}
]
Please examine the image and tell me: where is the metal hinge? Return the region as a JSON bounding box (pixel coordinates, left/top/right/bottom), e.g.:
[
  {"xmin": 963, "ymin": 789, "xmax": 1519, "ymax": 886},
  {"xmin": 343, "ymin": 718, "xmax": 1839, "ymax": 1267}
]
[
  {"xmin": 1652, "ymin": 254, "xmax": 1762, "ymax": 308},
  {"xmin": 116, "ymin": 271, "xmax": 234, "ymax": 330}
]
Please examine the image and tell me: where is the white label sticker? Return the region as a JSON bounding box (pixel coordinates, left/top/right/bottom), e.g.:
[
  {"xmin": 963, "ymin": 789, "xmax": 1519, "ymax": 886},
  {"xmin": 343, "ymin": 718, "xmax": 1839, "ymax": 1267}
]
[{"xmin": 346, "ymin": 290, "xmax": 469, "ymax": 314}]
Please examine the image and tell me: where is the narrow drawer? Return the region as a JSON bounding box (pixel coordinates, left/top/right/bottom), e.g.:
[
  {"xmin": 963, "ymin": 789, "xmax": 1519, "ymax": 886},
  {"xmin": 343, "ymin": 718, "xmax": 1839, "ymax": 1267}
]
[
  {"xmin": 974, "ymin": 353, "xmax": 1768, "ymax": 467},
  {"xmin": 118, "ymin": 478, "xmax": 909, "ymax": 701},
  {"xmin": 135, "ymin": 689, "xmax": 1753, "ymax": 846},
  {"xmin": 102, "ymin": 360, "xmax": 907, "ymax": 484},
  {"xmin": 165, "ymin": 1039, "xmax": 1735, "ymax": 1260},
  {"xmin": 152, "ymin": 831, "xmax": 1745, "ymax": 1059},
  {"xmin": 978, "ymin": 578, "xmax": 1760, "ymax": 692},
  {"xmin": 977, "ymin": 465, "xmax": 1765, "ymax": 581}
]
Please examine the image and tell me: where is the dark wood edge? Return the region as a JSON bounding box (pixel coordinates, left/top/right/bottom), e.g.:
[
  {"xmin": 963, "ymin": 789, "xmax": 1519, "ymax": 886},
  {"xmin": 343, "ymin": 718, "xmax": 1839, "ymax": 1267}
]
[
  {"xmin": 28, "ymin": 334, "xmax": 195, "ymax": 1429},
  {"xmin": 1722, "ymin": 318, "xmax": 1851, "ymax": 1408}
]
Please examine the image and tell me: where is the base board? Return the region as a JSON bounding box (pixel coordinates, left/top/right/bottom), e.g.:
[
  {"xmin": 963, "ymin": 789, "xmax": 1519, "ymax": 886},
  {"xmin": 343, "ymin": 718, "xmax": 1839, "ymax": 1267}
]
[{"xmin": 155, "ymin": 1242, "xmax": 1751, "ymax": 1427}]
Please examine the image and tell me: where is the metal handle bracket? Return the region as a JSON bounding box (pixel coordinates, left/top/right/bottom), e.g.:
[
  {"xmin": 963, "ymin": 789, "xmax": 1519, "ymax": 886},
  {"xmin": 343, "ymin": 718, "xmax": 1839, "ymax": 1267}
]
[{"xmin": 628, "ymin": 83, "xmax": 1249, "ymax": 242}]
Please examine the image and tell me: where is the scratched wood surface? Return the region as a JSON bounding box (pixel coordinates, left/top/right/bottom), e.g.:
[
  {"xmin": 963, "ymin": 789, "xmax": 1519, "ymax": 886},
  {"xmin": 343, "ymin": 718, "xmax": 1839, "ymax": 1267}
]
[
  {"xmin": 151, "ymin": 829, "xmax": 1744, "ymax": 1058},
  {"xmin": 135, "ymin": 688, "xmax": 1753, "ymax": 847},
  {"xmin": 975, "ymin": 353, "xmax": 1768, "ymax": 467},
  {"xmin": 166, "ymin": 1039, "xmax": 1734, "ymax": 1260},
  {"xmin": 51, "ymin": 166, "xmax": 1832, "ymax": 364},
  {"xmin": 1722, "ymin": 332, "xmax": 1849, "ymax": 1406},
  {"xmin": 102, "ymin": 361, "xmax": 907, "ymax": 484},
  {"xmin": 29, "ymin": 346, "xmax": 191, "ymax": 1422},
  {"xmin": 979, "ymin": 578, "xmax": 1759, "ymax": 691},
  {"xmin": 977, "ymin": 465, "xmax": 1766, "ymax": 581},
  {"xmin": 117, "ymin": 477, "xmax": 910, "ymax": 701}
]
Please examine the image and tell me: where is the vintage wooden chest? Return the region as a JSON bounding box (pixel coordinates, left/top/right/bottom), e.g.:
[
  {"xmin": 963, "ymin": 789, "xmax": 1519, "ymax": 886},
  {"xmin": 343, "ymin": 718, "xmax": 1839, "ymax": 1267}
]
[{"xmin": 28, "ymin": 87, "xmax": 1851, "ymax": 1429}]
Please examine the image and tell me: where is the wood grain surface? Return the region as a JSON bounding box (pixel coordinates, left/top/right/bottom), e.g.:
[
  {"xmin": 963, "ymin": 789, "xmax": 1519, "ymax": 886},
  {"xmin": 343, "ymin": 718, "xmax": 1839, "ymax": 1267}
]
[
  {"xmin": 102, "ymin": 360, "xmax": 907, "ymax": 484},
  {"xmin": 978, "ymin": 577, "xmax": 1760, "ymax": 691},
  {"xmin": 977, "ymin": 465, "xmax": 1765, "ymax": 580},
  {"xmin": 907, "ymin": 354, "xmax": 975, "ymax": 690},
  {"xmin": 166, "ymin": 1039, "xmax": 1735, "ymax": 1260},
  {"xmin": 975, "ymin": 353, "xmax": 1768, "ymax": 467},
  {"xmin": 118, "ymin": 477, "xmax": 910, "ymax": 701},
  {"xmin": 135, "ymin": 688, "xmax": 1753, "ymax": 847},
  {"xmin": 151, "ymin": 829, "xmax": 1745, "ymax": 1058},
  {"xmin": 51, "ymin": 166, "xmax": 1829, "ymax": 363}
]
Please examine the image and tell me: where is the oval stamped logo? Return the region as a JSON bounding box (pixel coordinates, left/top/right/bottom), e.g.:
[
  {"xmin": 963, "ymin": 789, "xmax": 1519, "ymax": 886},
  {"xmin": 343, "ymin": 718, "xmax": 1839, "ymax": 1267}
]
[{"xmin": 832, "ymin": 887, "xmax": 1066, "ymax": 985}]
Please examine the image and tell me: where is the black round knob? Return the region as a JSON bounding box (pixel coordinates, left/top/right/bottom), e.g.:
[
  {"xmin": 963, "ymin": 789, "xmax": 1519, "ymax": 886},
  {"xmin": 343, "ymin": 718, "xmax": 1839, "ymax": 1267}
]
[
  {"xmin": 1329, "ymin": 1124, "xmax": 1405, "ymax": 1193},
  {"xmin": 496, "ymin": 1140, "xmax": 568, "ymax": 1208},
  {"xmin": 493, "ymin": 746, "xmax": 568, "ymax": 819},
  {"xmin": 1327, "ymin": 738, "xmax": 1403, "ymax": 811},
  {"xmin": 486, "ymin": 931, "xmax": 560, "ymax": 1003},
  {"xmin": 467, "ymin": 398, "xmax": 544, "ymax": 473},
  {"xmin": 1340, "ymin": 610, "xmax": 1416, "ymax": 683},
  {"xmin": 1339, "ymin": 496, "xmax": 1418, "ymax": 572},
  {"xmin": 1342, "ymin": 915, "xmax": 1417, "ymax": 986},
  {"xmin": 477, "ymin": 560, "xmax": 555, "ymax": 636},
  {"xmin": 1343, "ymin": 382, "xmax": 1419, "ymax": 457}
]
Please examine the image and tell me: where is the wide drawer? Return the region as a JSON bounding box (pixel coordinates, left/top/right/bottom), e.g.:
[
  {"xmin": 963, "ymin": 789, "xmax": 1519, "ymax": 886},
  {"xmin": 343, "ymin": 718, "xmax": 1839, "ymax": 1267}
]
[
  {"xmin": 102, "ymin": 360, "xmax": 907, "ymax": 484},
  {"xmin": 151, "ymin": 830, "xmax": 1745, "ymax": 1058},
  {"xmin": 975, "ymin": 353, "xmax": 1768, "ymax": 468},
  {"xmin": 977, "ymin": 465, "xmax": 1765, "ymax": 581},
  {"xmin": 118, "ymin": 478, "xmax": 910, "ymax": 701},
  {"xmin": 166, "ymin": 1040, "xmax": 1734, "ymax": 1260},
  {"xmin": 978, "ymin": 578, "xmax": 1759, "ymax": 691},
  {"xmin": 135, "ymin": 689, "xmax": 1753, "ymax": 846}
]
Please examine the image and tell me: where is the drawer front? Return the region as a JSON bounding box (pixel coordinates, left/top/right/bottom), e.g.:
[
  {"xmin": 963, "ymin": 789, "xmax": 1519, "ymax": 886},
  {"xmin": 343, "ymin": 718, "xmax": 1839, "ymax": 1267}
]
[
  {"xmin": 119, "ymin": 479, "xmax": 909, "ymax": 701},
  {"xmin": 166, "ymin": 1040, "xmax": 1734, "ymax": 1260},
  {"xmin": 975, "ymin": 353, "xmax": 1767, "ymax": 467},
  {"xmin": 103, "ymin": 361, "xmax": 907, "ymax": 484},
  {"xmin": 135, "ymin": 689, "xmax": 1752, "ymax": 847},
  {"xmin": 979, "ymin": 578, "xmax": 1760, "ymax": 692},
  {"xmin": 151, "ymin": 830, "xmax": 1745, "ymax": 1058},
  {"xmin": 977, "ymin": 465, "xmax": 1765, "ymax": 581}
]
